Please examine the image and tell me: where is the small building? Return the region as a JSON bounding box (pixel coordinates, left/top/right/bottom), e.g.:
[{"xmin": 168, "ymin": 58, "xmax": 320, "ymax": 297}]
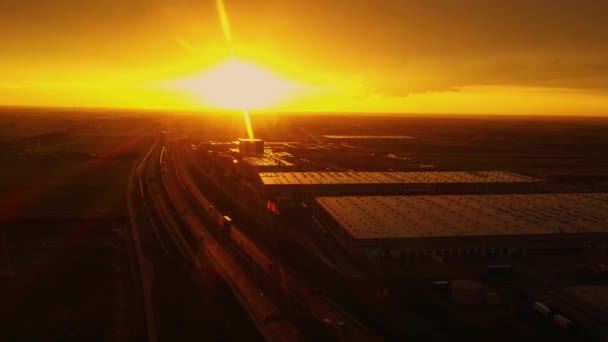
[{"xmin": 239, "ymin": 138, "xmax": 264, "ymax": 157}]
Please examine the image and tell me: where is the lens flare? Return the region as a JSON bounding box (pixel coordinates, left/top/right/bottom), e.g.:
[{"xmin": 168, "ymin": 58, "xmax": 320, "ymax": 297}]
[
  {"xmin": 164, "ymin": 58, "xmax": 298, "ymax": 109},
  {"xmin": 175, "ymin": 37, "xmax": 198, "ymax": 55},
  {"xmin": 216, "ymin": 0, "xmax": 233, "ymax": 48},
  {"xmin": 216, "ymin": 0, "xmax": 253, "ymax": 137},
  {"xmin": 242, "ymin": 109, "xmax": 254, "ymax": 139}
]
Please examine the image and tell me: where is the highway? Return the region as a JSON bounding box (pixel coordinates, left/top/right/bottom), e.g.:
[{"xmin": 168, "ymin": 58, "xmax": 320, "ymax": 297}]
[
  {"xmin": 125, "ymin": 136, "xmax": 160, "ymax": 342},
  {"xmin": 160, "ymin": 140, "xmax": 303, "ymax": 341},
  {"xmin": 126, "ymin": 134, "xmax": 264, "ymax": 341},
  {"xmin": 168, "ymin": 138, "xmax": 382, "ymax": 341}
]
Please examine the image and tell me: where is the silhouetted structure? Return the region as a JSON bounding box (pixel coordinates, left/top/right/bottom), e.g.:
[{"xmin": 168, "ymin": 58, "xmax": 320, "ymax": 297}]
[{"xmin": 238, "ymin": 138, "xmax": 264, "ymax": 156}]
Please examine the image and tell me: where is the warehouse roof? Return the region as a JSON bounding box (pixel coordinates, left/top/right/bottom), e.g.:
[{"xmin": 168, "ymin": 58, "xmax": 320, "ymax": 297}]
[
  {"xmin": 259, "ymin": 171, "xmax": 538, "ymax": 186},
  {"xmin": 314, "ymin": 193, "xmax": 608, "ymax": 240}
]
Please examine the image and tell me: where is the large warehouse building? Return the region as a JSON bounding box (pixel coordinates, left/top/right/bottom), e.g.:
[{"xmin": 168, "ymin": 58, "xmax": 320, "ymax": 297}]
[
  {"xmin": 312, "ymin": 193, "xmax": 608, "ymax": 259},
  {"xmin": 258, "ymin": 171, "xmax": 541, "ymax": 200}
]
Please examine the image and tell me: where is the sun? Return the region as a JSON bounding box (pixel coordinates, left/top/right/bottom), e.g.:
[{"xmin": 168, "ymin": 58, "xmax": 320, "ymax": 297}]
[{"xmin": 167, "ymin": 58, "xmax": 300, "ymax": 110}]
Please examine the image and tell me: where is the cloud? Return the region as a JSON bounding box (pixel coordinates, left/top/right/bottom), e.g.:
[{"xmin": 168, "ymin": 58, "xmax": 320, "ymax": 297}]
[{"xmin": 359, "ymin": 59, "xmax": 608, "ymax": 98}]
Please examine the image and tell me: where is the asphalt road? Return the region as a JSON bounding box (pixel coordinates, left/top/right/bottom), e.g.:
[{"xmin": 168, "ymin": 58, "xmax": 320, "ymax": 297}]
[
  {"xmin": 161, "ymin": 141, "xmax": 302, "ymax": 341},
  {"xmin": 126, "ymin": 135, "xmax": 264, "ymax": 341},
  {"xmin": 170, "ymin": 139, "xmax": 382, "ymax": 342}
]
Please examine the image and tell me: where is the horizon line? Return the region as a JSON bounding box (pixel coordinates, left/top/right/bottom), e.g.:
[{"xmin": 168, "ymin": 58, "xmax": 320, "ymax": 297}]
[{"xmin": 0, "ymin": 104, "xmax": 607, "ymax": 119}]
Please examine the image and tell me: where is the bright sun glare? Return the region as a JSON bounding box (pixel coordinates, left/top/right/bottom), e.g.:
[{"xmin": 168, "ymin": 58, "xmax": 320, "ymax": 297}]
[{"xmin": 168, "ymin": 59, "xmax": 299, "ymax": 111}]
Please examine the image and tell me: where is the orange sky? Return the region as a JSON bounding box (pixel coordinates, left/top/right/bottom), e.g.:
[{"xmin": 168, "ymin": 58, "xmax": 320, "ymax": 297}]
[{"xmin": 1, "ymin": 0, "xmax": 607, "ymax": 115}]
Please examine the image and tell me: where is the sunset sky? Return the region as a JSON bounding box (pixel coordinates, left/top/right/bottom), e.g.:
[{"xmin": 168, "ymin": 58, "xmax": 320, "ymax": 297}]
[{"xmin": 1, "ymin": 0, "xmax": 607, "ymax": 115}]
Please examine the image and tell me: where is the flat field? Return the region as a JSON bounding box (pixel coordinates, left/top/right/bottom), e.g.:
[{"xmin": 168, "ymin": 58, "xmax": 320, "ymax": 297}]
[
  {"xmin": 0, "ymin": 108, "xmax": 160, "ymax": 215},
  {"xmin": 0, "ymin": 107, "xmax": 161, "ymax": 340},
  {"xmin": 179, "ymin": 113, "xmax": 608, "ymax": 177}
]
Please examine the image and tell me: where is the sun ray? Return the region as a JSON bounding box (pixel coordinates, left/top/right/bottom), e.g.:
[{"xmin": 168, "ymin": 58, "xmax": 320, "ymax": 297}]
[
  {"xmin": 175, "ymin": 37, "xmax": 198, "ymax": 55},
  {"xmin": 242, "ymin": 109, "xmax": 254, "ymax": 139},
  {"xmin": 216, "ymin": 0, "xmax": 251, "ymax": 136}
]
